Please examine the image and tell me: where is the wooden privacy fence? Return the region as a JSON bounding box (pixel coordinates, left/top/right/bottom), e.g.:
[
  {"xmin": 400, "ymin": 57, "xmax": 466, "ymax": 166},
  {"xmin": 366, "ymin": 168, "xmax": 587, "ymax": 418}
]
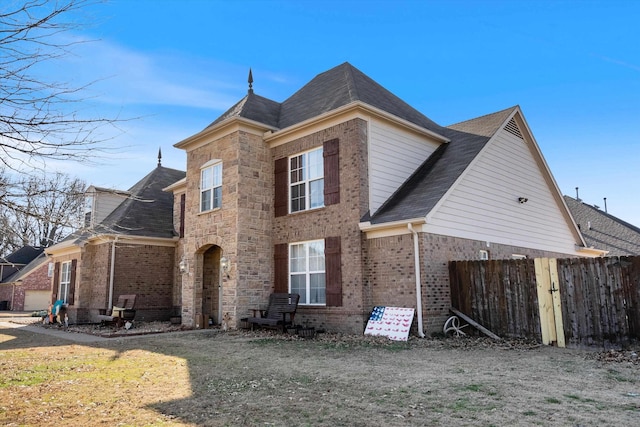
[{"xmin": 448, "ymin": 256, "xmax": 640, "ymax": 348}]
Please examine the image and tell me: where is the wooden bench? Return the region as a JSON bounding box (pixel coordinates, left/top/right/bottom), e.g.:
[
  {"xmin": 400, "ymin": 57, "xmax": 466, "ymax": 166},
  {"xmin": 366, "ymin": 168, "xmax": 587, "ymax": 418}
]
[
  {"xmin": 96, "ymin": 294, "xmax": 137, "ymax": 327},
  {"xmin": 248, "ymin": 293, "xmax": 300, "ymax": 332}
]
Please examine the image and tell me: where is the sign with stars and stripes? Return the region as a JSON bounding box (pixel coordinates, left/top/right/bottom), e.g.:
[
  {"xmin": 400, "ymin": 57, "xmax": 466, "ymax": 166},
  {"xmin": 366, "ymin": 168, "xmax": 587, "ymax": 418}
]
[{"xmin": 364, "ymin": 306, "xmax": 415, "ymax": 341}]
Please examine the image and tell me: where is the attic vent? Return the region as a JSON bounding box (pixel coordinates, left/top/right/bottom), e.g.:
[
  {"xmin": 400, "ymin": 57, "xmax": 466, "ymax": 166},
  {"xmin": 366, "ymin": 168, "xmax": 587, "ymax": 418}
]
[{"xmin": 504, "ymin": 117, "xmax": 524, "ymax": 140}]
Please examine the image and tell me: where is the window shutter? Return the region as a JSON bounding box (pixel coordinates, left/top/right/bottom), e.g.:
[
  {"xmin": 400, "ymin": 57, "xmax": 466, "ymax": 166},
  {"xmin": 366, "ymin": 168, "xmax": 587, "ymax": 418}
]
[
  {"xmin": 325, "ymin": 236, "xmax": 342, "ymax": 307},
  {"xmin": 68, "ymin": 259, "xmax": 77, "ymax": 305},
  {"xmin": 323, "ymin": 138, "xmax": 340, "ymax": 206},
  {"xmin": 274, "ymin": 243, "xmax": 288, "ymax": 293},
  {"xmin": 274, "ymin": 157, "xmax": 288, "ymax": 217},
  {"xmin": 52, "ymin": 262, "xmax": 60, "ymax": 303},
  {"xmin": 179, "ymin": 193, "xmax": 186, "ymax": 237}
]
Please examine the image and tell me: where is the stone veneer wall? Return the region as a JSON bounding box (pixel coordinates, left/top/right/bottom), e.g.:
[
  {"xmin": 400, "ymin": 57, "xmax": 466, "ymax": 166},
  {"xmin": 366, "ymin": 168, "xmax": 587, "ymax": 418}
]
[
  {"xmin": 366, "ymin": 231, "xmax": 582, "ymax": 335},
  {"xmin": 234, "ymin": 131, "xmax": 275, "ymax": 325},
  {"xmin": 180, "ymin": 131, "xmax": 241, "ymax": 327},
  {"xmin": 273, "ymin": 119, "xmax": 370, "ymax": 334}
]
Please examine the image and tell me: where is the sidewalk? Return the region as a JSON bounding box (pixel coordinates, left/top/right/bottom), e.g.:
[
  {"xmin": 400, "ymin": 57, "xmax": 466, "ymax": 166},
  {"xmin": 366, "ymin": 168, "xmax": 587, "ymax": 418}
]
[{"xmin": 0, "ymin": 312, "xmax": 110, "ymax": 343}]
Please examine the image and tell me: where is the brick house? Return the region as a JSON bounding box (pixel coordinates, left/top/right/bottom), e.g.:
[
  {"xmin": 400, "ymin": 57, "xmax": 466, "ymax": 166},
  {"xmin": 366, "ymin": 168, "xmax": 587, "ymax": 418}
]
[
  {"xmin": 169, "ymin": 62, "xmax": 605, "ymax": 335},
  {"xmin": 45, "ymin": 162, "xmax": 186, "ymax": 324},
  {"xmin": 0, "ymin": 246, "xmax": 47, "ymax": 311}
]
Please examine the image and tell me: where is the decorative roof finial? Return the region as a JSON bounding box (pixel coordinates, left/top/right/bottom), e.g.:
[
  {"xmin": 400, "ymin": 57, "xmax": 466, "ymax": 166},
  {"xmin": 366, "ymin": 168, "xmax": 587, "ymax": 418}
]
[
  {"xmin": 158, "ymin": 147, "xmax": 162, "ymax": 167},
  {"xmin": 248, "ymin": 68, "xmax": 253, "ymax": 94}
]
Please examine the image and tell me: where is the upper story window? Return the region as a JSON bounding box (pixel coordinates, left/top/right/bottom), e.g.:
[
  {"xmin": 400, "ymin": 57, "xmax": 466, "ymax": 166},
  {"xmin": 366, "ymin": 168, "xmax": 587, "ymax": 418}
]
[
  {"xmin": 290, "ymin": 147, "xmax": 324, "ymax": 213},
  {"xmin": 200, "ymin": 161, "xmax": 222, "ymax": 212},
  {"xmin": 275, "ymin": 139, "xmax": 339, "ymax": 218}
]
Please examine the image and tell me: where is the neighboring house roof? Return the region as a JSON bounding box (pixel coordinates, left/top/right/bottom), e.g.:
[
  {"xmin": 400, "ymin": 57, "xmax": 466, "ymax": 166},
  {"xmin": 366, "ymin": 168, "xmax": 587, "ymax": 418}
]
[
  {"xmin": 1, "ymin": 246, "xmax": 45, "ymax": 281},
  {"xmin": 2, "ymin": 246, "xmax": 44, "ymax": 265},
  {"xmin": 564, "ymin": 195, "xmax": 640, "ymax": 256},
  {"xmin": 369, "ymin": 107, "xmax": 517, "ymax": 224},
  {"xmin": 57, "ymin": 165, "xmax": 186, "ymax": 245},
  {"xmin": 2, "ymin": 252, "xmax": 48, "ymax": 284},
  {"xmin": 205, "ymin": 62, "xmax": 446, "ymax": 138}
]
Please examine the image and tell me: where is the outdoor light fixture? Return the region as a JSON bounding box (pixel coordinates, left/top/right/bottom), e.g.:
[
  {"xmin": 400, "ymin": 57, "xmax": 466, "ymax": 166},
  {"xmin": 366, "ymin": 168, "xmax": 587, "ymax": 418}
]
[
  {"xmin": 220, "ymin": 256, "xmax": 230, "ymax": 278},
  {"xmin": 179, "ymin": 256, "xmax": 188, "ymax": 274},
  {"xmin": 518, "ymin": 197, "xmax": 528, "ymax": 204}
]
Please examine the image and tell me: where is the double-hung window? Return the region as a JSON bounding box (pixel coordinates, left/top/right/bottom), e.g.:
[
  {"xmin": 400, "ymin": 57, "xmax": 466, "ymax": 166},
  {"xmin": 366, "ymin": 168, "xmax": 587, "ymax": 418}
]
[
  {"xmin": 290, "ymin": 147, "xmax": 323, "ymax": 213},
  {"xmin": 59, "ymin": 261, "xmax": 71, "ymax": 303},
  {"xmin": 201, "ymin": 161, "xmax": 222, "ymax": 212},
  {"xmin": 290, "ymin": 240, "xmax": 326, "ymax": 305}
]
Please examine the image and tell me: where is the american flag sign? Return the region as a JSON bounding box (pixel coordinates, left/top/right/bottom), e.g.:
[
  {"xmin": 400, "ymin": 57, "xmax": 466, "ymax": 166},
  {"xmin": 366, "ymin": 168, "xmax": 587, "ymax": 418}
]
[{"xmin": 364, "ymin": 306, "xmax": 415, "ymax": 341}]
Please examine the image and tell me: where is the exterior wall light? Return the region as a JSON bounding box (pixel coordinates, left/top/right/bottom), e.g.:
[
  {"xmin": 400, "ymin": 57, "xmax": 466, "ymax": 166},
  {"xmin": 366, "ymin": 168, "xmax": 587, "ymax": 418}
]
[
  {"xmin": 179, "ymin": 257, "xmax": 188, "ymax": 274},
  {"xmin": 518, "ymin": 197, "xmax": 528, "ymax": 204},
  {"xmin": 220, "ymin": 256, "xmax": 230, "ymax": 278}
]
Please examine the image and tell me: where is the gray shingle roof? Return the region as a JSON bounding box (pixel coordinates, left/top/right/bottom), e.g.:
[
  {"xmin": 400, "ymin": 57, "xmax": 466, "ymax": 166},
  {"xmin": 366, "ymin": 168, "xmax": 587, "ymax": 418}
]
[
  {"xmin": 59, "ymin": 166, "xmax": 186, "ymax": 244},
  {"xmin": 0, "ymin": 246, "xmax": 44, "ymax": 282},
  {"xmin": 96, "ymin": 166, "xmax": 186, "ymax": 238},
  {"xmin": 368, "ymin": 107, "xmax": 517, "ymax": 224},
  {"xmin": 206, "ymin": 92, "xmax": 281, "ymax": 129},
  {"xmin": 205, "ymin": 62, "xmax": 446, "ymax": 137},
  {"xmin": 564, "ymin": 195, "xmax": 640, "ymax": 256}
]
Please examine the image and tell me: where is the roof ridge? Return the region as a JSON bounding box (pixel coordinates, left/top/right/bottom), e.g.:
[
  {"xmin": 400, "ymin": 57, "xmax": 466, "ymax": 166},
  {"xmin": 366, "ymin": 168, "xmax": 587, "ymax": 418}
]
[{"xmin": 447, "ymin": 105, "xmax": 518, "ymax": 128}]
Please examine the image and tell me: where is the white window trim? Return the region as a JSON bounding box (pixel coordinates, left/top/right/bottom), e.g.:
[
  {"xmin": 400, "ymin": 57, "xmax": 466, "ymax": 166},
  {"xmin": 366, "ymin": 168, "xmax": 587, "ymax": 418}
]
[
  {"xmin": 200, "ymin": 160, "xmax": 223, "ymax": 212},
  {"xmin": 289, "ymin": 239, "xmax": 326, "ymax": 306},
  {"xmin": 289, "ymin": 147, "xmax": 324, "ymax": 214},
  {"xmin": 59, "ymin": 261, "xmax": 72, "ymax": 303}
]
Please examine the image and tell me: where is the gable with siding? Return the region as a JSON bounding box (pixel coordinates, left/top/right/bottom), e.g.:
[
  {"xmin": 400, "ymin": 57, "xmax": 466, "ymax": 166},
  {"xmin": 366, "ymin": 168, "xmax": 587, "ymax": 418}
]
[{"xmin": 425, "ymin": 111, "xmax": 581, "ymax": 255}]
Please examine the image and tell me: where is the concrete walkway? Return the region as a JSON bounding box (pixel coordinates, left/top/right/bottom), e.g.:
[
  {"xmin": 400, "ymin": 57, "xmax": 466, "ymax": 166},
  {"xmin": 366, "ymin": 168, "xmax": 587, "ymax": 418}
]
[{"xmin": 0, "ymin": 318, "xmax": 110, "ymax": 343}]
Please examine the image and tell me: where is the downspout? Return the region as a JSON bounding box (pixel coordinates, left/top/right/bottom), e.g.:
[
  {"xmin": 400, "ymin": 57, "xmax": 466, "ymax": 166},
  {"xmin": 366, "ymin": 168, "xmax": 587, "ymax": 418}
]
[
  {"xmin": 408, "ymin": 223, "xmax": 425, "ymax": 338},
  {"xmin": 108, "ymin": 236, "xmax": 118, "ymax": 309}
]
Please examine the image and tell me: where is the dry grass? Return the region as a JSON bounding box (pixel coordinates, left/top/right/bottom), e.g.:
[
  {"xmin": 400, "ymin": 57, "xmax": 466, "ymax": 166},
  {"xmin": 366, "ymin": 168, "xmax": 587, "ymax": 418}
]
[{"xmin": 1, "ymin": 322, "xmax": 639, "ymax": 426}]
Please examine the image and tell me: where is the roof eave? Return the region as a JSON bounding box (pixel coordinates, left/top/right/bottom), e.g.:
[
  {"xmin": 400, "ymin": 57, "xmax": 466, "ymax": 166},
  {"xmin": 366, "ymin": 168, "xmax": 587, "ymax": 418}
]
[
  {"xmin": 174, "ymin": 116, "xmax": 279, "ymax": 150},
  {"xmin": 163, "ymin": 177, "xmax": 187, "ymax": 193},
  {"xmin": 264, "ymin": 101, "xmax": 450, "ymax": 145},
  {"xmin": 359, "ymin": 217, "xmax": 427, "ymax": 238},
  {"xmin": 575, "ymin": 245, "xmax": 609, "ymax": 257}
]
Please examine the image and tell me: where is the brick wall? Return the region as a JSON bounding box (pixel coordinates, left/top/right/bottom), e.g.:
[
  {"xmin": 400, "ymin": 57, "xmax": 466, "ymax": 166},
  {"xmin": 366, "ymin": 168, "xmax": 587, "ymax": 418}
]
[
  {"xmin": 273, "ymin": 119, "xmax": 370, "ymax": 333},
  {"xmin": 365, "ymin": 231, "xmax": 580, "ymax": 335},
  {"xmin": 112, "ymin": 244, "xmax": 175, "ymax": 321},
  {"xmin": 0, "ymin": 261, "xmax": 50, "ymax": 311}
]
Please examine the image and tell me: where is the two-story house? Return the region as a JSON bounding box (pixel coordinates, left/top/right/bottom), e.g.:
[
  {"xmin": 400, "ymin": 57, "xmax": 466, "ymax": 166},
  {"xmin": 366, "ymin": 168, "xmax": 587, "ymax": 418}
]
[{"xmin": 170, "ymin": 62, "xmax": 603, "ymax": 335}]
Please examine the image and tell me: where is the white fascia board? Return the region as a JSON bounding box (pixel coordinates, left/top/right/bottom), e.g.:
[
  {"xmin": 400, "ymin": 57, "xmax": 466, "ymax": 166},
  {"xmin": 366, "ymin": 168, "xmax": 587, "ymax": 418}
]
[
  {"xmin": 45, "ymin": 241, "xmax": 81, "ymax": 257},
  {"xmin": 86, "ymin": 186, "xmax": 131, "ymax": 197},
  {"xmin": 174, "ymin": 117, "xmax": 277, "ymax": 151},
  {"xmin": 86, "ymin": 234, "xmax": 179, "ymax": 248},
  {"xmin": 575, "ymin": 245, "xmax": 609, "ymax": 257},
  {"xmin": 264, "ymin": 101, "xmax": 449, "ymax": 148},
  {"xmin": 163, "ymin": 177, "xmax": 187, "ymax": 193},
  {"xmin": 359, "ymin": 218, "xmax": 426, "ymax": 239}
]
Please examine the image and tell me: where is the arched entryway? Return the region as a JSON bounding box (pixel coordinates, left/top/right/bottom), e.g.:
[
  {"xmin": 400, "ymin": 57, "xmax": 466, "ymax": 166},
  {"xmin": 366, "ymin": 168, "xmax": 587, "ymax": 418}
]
[{"xmin": 201, "ymin": 245, "xmax": 223, "ymax": 325}]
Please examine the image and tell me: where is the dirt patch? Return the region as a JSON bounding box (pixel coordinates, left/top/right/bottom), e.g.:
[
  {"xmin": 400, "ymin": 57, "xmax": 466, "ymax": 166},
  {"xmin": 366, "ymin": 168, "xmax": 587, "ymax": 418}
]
[{"xmin": 1, "ymin": 322, "xmax": 639, "ymax": 426}]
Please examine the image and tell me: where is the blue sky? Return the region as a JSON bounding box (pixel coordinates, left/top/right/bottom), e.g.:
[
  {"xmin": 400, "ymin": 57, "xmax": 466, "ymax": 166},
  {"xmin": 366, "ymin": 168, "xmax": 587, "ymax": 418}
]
[{"xmin": 46, "ymin": 0, "xmax": 640, "ymax": 226}]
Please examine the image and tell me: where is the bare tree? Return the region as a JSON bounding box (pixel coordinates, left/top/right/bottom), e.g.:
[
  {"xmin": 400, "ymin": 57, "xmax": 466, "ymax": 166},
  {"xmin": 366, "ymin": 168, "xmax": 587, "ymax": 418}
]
[
  {"xmin": 0, "ymin": 171, "xmax": 85, "ymax": 255},
  {"xmin": 0, "ymin": 0, "xmax": 116, "ymax": 173}
]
